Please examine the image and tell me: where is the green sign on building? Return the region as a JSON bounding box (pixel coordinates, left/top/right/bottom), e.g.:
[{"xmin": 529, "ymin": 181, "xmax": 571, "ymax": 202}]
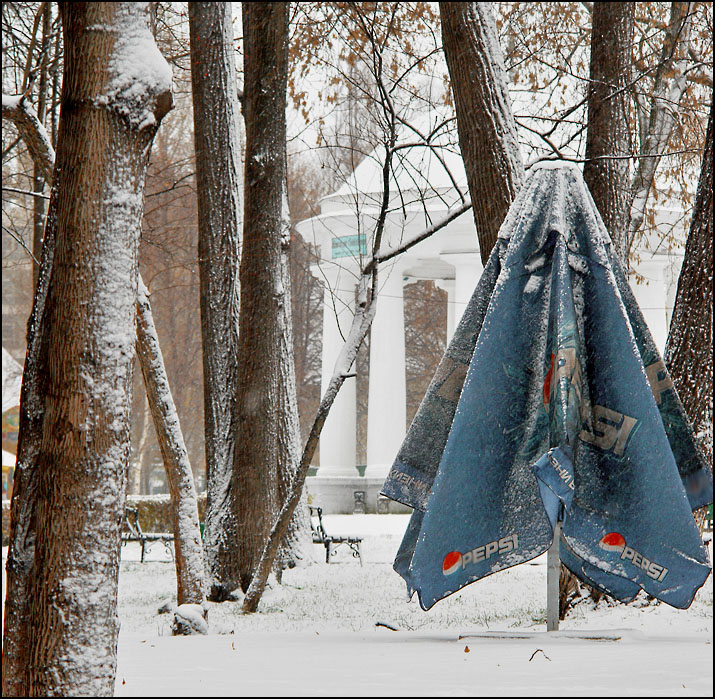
[{"xmin": 332, "ymin": 234, "xmax": 367, "ymax": 259}]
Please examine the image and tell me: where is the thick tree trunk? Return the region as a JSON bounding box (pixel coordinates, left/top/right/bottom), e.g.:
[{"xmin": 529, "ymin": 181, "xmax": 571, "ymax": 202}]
[
  {"xmin": 188, "ymin": 1, "xmax": 242, "ymax": 601},
  {"xmin": 583, "ymin": 2, "xmax": 634, "ymax": 265},
  {"xmin": 439, "ymin": 1, "xmax": 524, "ymax": 264},
  {"xmin": 234, "ymin": 1, "xmax": 291, "ymax": 592},
  {"xmin": 136, "ymin": 280, "xmax": 206, "ymax": 608},
  {"xmin": 3, "ymin": 71, "xmax": 205, "ymax": 628},
  {"xmin": 665, "ymin": 101, "xmax": 713, "ymax": 510},
  {"xmin": 2, "ymin": 4, "xmax": 172, "ymax": 695}
]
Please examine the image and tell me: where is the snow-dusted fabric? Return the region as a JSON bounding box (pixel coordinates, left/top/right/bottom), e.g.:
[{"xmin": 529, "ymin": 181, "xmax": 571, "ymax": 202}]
[{"xmin": 382, "ymin": 164, "xmax": 712, "ymax": 611}]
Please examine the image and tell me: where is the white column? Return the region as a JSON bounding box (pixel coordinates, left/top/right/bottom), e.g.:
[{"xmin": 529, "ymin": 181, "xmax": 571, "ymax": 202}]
[
  {"xmin": 452, "ymin": 252, "xmax": 483, "ymax": 330},
  {"xmin": 629, "ymin": 258, "xmax": 668, "ymax": 353},
  {"xmin": 365, "ymin": 264, "xmax": 407, "ymax": 480},
  {"xmin": 435, "ymin": 278, "xmax": 456, "ymax": 344},
  {"xmin": 317, "ymin": 268, "xmax": 357, "ymax": 477}
]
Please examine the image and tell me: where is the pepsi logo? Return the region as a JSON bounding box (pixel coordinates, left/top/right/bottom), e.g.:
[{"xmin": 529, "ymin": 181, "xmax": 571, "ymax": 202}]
[
  {"xmin": 599, "ymin": 532, "xmax": 626, "ymax": 552},
  {"xmin": 442, "ymin": 551, "xmax": 462, "ymax": 576}
]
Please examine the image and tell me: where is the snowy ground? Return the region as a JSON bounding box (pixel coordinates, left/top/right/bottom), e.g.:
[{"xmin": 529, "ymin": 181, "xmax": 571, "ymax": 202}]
[{"xmin": 4, "ymin": 515, "xmax": 713, "ymax": 696}]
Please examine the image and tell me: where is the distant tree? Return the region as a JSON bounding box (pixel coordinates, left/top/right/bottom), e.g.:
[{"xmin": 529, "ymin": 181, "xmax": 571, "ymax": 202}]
[
  {"xmin": 2, "ymin": 3, "xmax": 172, "ymax": 694},
  {"xmin": 188, "ymin": 0, "xmax": 242, "ymax": 602}
]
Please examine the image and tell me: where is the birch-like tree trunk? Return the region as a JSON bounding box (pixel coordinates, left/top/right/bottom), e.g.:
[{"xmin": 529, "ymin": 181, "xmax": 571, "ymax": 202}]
[
  {"xmin": 274, "ymin": 189, "xmax": 310, "ymax": 575},
  {"xmin": 233, "ymin": 0, "xmax": 291, "ymax": 593},
  {"xmin": 2, "ymin": 4, "xmax": 172, "ymax": 695},
  {"xmin": 439, "ymin": 1, "xmax": 524, "ymax": 264},
  {"xmin": 665, "ymin": 100, "xmax": 713, "ymax": 521},
  {"xmin": 583, "ymin": 2, "xmax": 634, "ymax": 264},
  {"xmin": 627, "ymin": 1, "xmax": 693, "ymax": 253},
  {"xmin": 136, "ymin": 280, "xmax": 206, "ymax": 607},
  {"xmin": 188, "ymin": 0, "xmax": 242, "ymax": 602}
]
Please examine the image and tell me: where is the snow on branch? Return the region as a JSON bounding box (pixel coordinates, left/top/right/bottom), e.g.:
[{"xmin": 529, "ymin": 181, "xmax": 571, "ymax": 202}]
[{"xmin": 2, "ymin": 92, "xmax": 55, "ymax": 184}]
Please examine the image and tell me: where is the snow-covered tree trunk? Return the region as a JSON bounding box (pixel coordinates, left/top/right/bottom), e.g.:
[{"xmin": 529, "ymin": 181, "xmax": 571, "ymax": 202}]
[
  {"xmin": 2, "ymin": 4, "xmax": 172, "ymax": 695},
  {"xmin": 583, "ymin": 2, "xmax": 634, "ymax": 265},
  {"xmin": 3, "ymin": 51, "xmax": 205, "ymax": 630},
  {"xmin": 233, "ymin": 1, "xmax": 291, "ymax": 592},
  {"xmin": 665, "ymin": 101, "xmax": 713, "ymax": 528},
  {"xmin": 627, "ymin": 1, "xmax": 693, "ymax": 253},
  {"xmin": 188, "ymin": 1, "xmax": 242, "ymax": 602},
  {"xmin": 439, "ymin": 1, "xmax": 524, "ymax": 264},
  {"xmin": 136, "ymin": 280, "xmax": 206, "ymax": 608}
]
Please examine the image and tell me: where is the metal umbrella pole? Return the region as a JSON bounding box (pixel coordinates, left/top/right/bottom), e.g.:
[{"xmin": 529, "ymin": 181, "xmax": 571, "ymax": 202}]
[{"xmin": 547, "ymin": 520, "xmax": 562, "ymax": 631}]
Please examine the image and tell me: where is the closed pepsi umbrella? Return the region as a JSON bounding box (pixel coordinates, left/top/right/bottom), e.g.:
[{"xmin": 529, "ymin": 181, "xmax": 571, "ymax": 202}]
[{"xmin": 382, "ymin": 163, "xmax": 712, "ymax": 613}]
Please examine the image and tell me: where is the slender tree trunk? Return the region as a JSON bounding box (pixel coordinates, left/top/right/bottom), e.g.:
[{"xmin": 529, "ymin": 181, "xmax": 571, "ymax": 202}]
[
  {"xmin": 2, "ymin": 4, "xmax": 172, "ymax": 695},
  {"xmin": 234, "ymin": 1, "xmax": 290, "ymax": 592},
  {"xmin": 136, "ymin": 280, "xmax": 206, "ymax": 608},
  {"xmin": 1, "ymin": 146, "xmax": 58, "ymax": 699},
  {"xmin": 31, "ymin": 4, "xmax": 51, "ymax": 290},
  {"xmin": 627, "ymin": 1, "xmax": 693, "ymax": 253},
  {"xmin": 439, "ymin": 1, "xmax": 524, "ymax": 264},
  {"xmin": 188, "ymin": 0, "xmax": 242, "ymax": 601},
  {"xmin": 583, "ymin": 1, "xmax": 634, "ymax": 264},
  {"xmin": 665, "ymin": 100, "xmax": 713, "ymax": 527},
  {"xmin": 275, "ymin": 187, "xmax": 310, "ymax": 575}
]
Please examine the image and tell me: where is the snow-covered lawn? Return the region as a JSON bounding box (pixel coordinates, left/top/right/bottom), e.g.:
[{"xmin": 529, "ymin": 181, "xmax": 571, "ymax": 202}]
[
  {"xmin": 114, "ymin": 515, "xmax": 712, "ymax": 696},
  {"xmin": 4, "ymin": 514, "xmax": 713, "ymax": 696}
]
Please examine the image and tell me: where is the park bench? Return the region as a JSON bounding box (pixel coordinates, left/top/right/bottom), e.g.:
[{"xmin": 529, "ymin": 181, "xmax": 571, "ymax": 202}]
[
  {"xmin": 309, "ymin": 505, "xmax": 362, "ymax": 566},
  {"xmin": 121, "ymin": 506, "xmax": 174, "ymax": 563}
]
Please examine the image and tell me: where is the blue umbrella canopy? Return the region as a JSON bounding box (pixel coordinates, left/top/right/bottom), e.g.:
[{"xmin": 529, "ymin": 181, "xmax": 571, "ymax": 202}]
[{"xmin": 382, "ymin": 163, "xmax": 712, "ymax": 611}]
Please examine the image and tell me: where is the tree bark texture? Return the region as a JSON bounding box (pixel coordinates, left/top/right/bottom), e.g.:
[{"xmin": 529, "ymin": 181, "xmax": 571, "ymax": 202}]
[
  {"xmin": 136, "ymin": 280, "xmax": 206, "ymax": 607},
  {"xmin": 439, "ymin": 1, "xmax": 524, "ymax": 265},
  {"xmin": 583, "ymin": 1, "xmax": 634, "ymax": 265},
  {"xmin": 1, "ymin": 154, "xmax": 59, "ymax": 699},
  {"xmin": 665, "ymin": 101, "xmax": 713, "ymax": 478},
  {"xmin": 2, "ymin": 4, "xmax": 172, "ymax": 695},
  {"xmin": 188, "ymin": 0, "xmax": 242, "ymax": 602},
  {"xmin": 234, "ymin": 1, "xmax": 290, "ymax": 593}
]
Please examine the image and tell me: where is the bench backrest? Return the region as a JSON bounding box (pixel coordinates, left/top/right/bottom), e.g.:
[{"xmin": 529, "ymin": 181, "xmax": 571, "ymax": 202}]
[
  {"xmin": 123, "ymin": 506, "xmax": 144, "ymax": 538},
  {"xmin": 309, "ymin": 505, "xmax": 328, "ymax": 541}
]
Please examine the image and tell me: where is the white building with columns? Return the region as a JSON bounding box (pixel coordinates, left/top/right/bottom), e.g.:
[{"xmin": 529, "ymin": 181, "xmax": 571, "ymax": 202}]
[{"xmin": 296, "ymin": 149, "xmax": 685, "ymax": 514}]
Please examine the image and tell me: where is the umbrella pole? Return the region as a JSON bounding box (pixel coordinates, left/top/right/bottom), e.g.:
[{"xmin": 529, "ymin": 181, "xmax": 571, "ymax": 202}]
[{"xmin": 547, "ymin": 520, "xmax": 561, "ymax": 631}]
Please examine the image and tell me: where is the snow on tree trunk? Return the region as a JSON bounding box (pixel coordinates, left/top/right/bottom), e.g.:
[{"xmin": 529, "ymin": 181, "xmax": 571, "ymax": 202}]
[
  {"xmin": 2, "ymin": 4, "xmax": 172, "ymax": 695},
  {"xmin": 439, "ymin": 1, "xmax": 524, "ymax": 265},
  {"xmin": 627, "ymin": 1, "xmax": 692, "ymax": 253},
  {"xmin": 233, "ymin": 1, "xmax": 291, "ymax": 593},
  {"xmin": 136, "ymin": 279, "xmax": 206, "ymax": 609},
  {"xmin": 665, "ymin": 101, "xmax": 713, "ymax": 526},
  {"xmin": 188, "ymin": 1, "xmax": 242, "ymax": 602},
  {"xmin": 583, "ymin": 2, "xmax": 634, "ymax": 265},
  {"xmin": 274, "ymin": 187, "xmax": 310, "ymax": 575}
]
